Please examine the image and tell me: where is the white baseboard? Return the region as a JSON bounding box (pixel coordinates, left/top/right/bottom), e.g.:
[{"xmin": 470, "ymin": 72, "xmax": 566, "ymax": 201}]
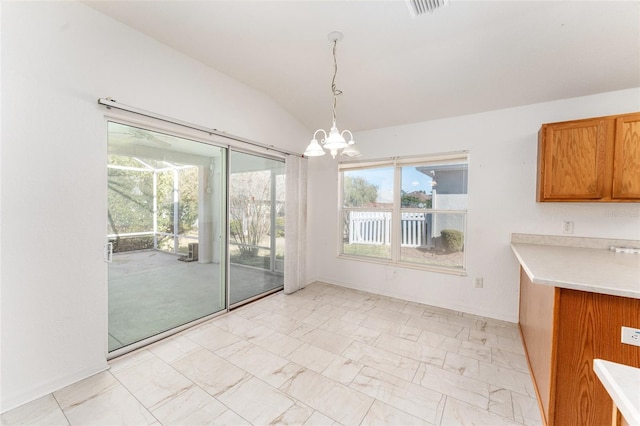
[{"xmin": 1, "ymin": 360, "xmax": 109, "ymax": 414}]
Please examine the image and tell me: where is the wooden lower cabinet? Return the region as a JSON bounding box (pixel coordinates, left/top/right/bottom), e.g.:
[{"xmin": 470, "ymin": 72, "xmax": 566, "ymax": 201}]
[{"xmin": 519, "ymin": 268, "xmax": 640, "ymax": 425}]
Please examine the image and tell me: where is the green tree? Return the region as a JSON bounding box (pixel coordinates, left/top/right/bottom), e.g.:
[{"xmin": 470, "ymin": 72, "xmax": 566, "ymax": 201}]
[
  {"xmin": 401, "ymin": 190, "xmax": 432, "ymax": 208},
  {"xmin": 343, "ymin": 176, "xmax": 378, "ymax": 242},
  {"xmin": 229, "ymin": 170, "xmax": 276, "ymax": 258},
  {"xmin": 108, "ymin": 154, "xmax": 200, "ymax": 253},
  {"xmin": 344, "ymin": 176, "xmax": 378, "ymax": 207},
  {"xmin": 107, "ymin": 155, "xmax": 155, "ymax": 251}
]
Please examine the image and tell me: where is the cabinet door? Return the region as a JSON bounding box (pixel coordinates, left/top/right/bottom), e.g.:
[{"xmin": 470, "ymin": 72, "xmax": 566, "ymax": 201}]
[
  {"xmin": 540, "ymin": 119, "xmax": 608, "ymax": 200},
  {"xmin": 519, "ymin": 268, "xmax": 558, "ymax": 424},
  {"xmin": 554, "ymin": 289, "xmax": 640, "ymax": 426},
  {"xmin": 612, "ymin": 113, "xmax": 640, "ymax": 199}
]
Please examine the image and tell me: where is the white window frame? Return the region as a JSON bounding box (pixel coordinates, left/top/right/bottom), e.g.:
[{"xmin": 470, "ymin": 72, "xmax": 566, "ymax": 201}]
[{"xmin": 338, "ymin": 151, "xmax": 469, "ymax": 275}]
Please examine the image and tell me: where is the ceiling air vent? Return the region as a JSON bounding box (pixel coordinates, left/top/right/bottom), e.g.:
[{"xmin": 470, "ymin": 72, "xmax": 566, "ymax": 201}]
[{"xmin": 407, "ymin": 0, "xmax": 449, "ymax": 16}]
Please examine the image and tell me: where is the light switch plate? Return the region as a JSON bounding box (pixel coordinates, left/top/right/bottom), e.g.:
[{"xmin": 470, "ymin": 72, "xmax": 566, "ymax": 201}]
[{"xmin": 621, "ymin": 326, "xmax": 640, "ymax": 347}]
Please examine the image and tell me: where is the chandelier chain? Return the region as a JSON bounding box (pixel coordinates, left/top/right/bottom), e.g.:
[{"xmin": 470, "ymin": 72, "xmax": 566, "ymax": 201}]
[{"xmin": 331, "ymin": 39, "xmax": 342, "ymax": 123}]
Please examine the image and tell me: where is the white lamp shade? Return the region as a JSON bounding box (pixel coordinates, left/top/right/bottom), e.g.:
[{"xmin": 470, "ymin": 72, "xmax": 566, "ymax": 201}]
[
  {"xmin": 304, "ymin": 139, "xmax": 326, "ymax": 157},
  {"xmin": 341, "ymin": 141, "xmax": 361, "ymax": 157},
  {"xmin": 323, "ymin": 125, "xmax": 348, "ymax": 150}
]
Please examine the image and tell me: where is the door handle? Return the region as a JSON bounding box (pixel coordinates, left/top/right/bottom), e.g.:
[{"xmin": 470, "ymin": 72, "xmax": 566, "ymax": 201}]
[{"xmin": 105, "ymin": 242, "xmax": 113, "ymax": 263}]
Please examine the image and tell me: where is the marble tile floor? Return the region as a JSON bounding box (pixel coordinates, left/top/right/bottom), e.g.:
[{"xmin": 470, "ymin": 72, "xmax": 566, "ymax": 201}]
[{"xmin": 2, "ymin": 282, "xmax": 542, "ymax": 426}]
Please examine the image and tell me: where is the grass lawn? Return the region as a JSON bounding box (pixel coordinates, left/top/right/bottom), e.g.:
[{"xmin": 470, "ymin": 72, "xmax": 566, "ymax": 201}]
[{"xmin": 342, "ymin": 243, "xmax": 464, "ymax": 269}]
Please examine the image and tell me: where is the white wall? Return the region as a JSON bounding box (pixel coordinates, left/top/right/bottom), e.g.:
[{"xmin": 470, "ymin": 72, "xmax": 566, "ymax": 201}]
[
  {"xmin": 0, "ymin": 2, "xmax": 308, "ymax": 412},
  {"xmin": 307, "ymin": 88, "xmax": 640, "ymax": 323}
]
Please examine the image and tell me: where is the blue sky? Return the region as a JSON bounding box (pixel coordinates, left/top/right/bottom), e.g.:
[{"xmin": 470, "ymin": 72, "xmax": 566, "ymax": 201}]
[
  {"xmin": 346, "ymin": 167, "xmax": 434, "ymax": 203},
  {"xmin": 402, "ymin": 167, "xmax": 433, "ymax": 193}
]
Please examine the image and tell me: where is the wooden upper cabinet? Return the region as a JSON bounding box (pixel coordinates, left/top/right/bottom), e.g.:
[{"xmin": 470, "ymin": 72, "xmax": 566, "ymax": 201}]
[
  {"xmin": 537, "ymin": 112, "xmax": 640, "ymax": 202},
  {"xmin": 539, "ymin": 118, "xmax": 608, "ymax": 200},
  {"xmin": 612, "ymin": 113, "xmax": 640, "ymax": 199}
]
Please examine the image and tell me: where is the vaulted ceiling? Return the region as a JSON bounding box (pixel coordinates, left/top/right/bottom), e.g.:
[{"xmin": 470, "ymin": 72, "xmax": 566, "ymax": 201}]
[{"xmin": 87, "ymin": 1, "xmax": 640, "ymax": 132}]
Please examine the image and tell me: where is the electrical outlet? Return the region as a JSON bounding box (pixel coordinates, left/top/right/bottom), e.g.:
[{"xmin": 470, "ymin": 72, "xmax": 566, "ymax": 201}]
[
  {"xmin": 474, "ymin": 277, "xmax": 483, "ymax": 288},
  {"xmin": 562, "ymin": 221, "xmax": 574, "ymax": 234},
  {"xmin": 621, "ymin": 326, "xmax": 640, "ymax": 347}
]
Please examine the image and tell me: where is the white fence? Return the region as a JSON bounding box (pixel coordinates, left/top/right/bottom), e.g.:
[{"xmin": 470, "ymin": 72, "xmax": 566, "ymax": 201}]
[
  {"xmin": 348, "ymin": 212, "xmax": 428, "ymax": 247},
  {"xmin": 401, "ymin": 213, "xmax": 426, "ymax": 247}
]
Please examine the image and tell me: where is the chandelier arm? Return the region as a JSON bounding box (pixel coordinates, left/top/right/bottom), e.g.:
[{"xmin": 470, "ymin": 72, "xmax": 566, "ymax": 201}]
[
  {"xmin": 341, "ymin": 129, "xmax": 354, "ymax": 142},
  {"xmin": 313, "ymin": 129, "xmax": 328, "ymax": 144}
]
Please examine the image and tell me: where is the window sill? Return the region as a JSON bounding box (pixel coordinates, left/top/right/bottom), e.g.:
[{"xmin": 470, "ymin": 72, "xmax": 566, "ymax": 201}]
[{"xmin": 337, "ymin": 254, "xmax": 467, "ymax": 276}]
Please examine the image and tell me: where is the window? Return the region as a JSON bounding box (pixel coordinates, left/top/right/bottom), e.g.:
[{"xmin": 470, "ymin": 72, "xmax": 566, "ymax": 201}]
[{"xmin": 339, "ymin": 152, "xmax": 468, "ymax": 274}]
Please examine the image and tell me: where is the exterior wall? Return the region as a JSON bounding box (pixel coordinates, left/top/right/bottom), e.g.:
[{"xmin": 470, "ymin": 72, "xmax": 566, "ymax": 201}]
[
  {"xmin": 433, "ymin": 169, "xmax": 468, "ymax": 194},
  {"xmin": 431, "ymin": 193, "xmax": 467, "ymax": 237},
  {"xmin": 0, "ymin": 2, "xmax": 307, "ymax": 412}
]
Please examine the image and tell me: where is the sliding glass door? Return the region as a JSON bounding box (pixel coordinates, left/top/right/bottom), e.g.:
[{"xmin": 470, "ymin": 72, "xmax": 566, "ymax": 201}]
[
  {"xmin": 107, "ymin": 122, "xmax": 226, "ymax": 353},
  {"xmin": 228, "ymin": 151, "xmax": 285, "ymax": 306}
]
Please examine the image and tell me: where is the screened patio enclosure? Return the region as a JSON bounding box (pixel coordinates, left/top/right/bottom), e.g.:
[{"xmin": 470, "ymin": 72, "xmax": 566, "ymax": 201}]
[
  {"xmin": 108, "ymin": 157, "xmax": 202, "ymax": 256},
  {"xmin": 107, "ymin": 122, "xmax": 284, "ymax": 354}
]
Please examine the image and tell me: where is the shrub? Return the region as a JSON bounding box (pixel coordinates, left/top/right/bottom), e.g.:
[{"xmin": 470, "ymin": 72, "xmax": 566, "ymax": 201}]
[
  {"xmin": 229, "ymin": 219, "xmax": 258, "ymax": 257},
  {"xmin": 441, "ymin": 229, "xmax": 464, "ymax": 252},
  {"xmin": 229, "ymin": 219, "xmax": 243, "ymax": 238},
  {"xmin": 276, "ymin": 217, "xmax": 285, "ymax": 237},
  {"xmin": 111, "ymin": 236, "xmax": 154, "ymax": 253}
]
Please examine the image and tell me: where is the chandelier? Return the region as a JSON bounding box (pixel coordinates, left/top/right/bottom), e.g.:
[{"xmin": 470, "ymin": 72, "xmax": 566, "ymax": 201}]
[{"xmin": 304, "ymin": 31, "xmax": 361, "ymax": 159}]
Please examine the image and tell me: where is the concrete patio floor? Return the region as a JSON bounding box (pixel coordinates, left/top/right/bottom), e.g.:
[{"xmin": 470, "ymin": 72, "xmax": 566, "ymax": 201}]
[{"xmin": 108, "ymin": 250, "xmax": 283, "ymax": 352}]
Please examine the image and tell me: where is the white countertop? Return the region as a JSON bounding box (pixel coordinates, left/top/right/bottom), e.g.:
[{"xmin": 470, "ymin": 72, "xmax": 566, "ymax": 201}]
[
  {"xmin": 593, "ymin": 359, "xmax": 640, "ymax": 425},
  {"xmin": 511, "ymin": 242, "xmax": 640, "ymax": 299}
]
